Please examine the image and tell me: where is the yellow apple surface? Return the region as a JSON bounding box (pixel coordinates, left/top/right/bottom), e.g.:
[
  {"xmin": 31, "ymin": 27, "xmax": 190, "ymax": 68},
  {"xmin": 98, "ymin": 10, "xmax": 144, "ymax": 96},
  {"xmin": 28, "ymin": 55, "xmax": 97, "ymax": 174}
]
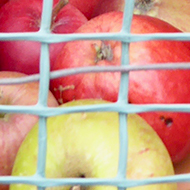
[
  {"xmin": 93, "ymin": 0, "xmax": 190, "ymax": 32},
  {"xmin": 10, "ymin": 99, "xmax": 176, "ymax": 190},
  {"xmin": 134, "ymin": 0, "xmax": 190, "ymax": 32}
]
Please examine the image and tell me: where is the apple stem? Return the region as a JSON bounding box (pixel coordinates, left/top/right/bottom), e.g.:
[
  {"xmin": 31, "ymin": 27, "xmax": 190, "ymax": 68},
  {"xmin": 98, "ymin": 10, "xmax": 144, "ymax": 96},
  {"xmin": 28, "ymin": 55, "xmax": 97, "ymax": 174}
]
[
  {"xmin": 70, "ymin": 185, "xmax": 81, "ymax": 190},
  {"xmin": 70, "ymin": 185, "xmax": 86, "ymax": 190},
  {"xmin": 0, "ymin": 113, "xmax": 6, "ymax": 119},
  {"xmin": 134, "ymin": 0, "xmax": 156, "ymax": 14},
  {"xmin": 52, "ymin": 0, "xmax": 69, "ymax": 23},
  {"xmin": 93, "ymin": 41, "xmax": 113, "ymax": 63}
]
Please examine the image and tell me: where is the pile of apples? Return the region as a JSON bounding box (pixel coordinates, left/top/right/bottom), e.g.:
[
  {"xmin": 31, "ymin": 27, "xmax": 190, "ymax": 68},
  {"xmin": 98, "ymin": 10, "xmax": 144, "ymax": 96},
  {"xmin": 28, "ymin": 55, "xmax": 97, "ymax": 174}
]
[{"xmin": 0, "ymin": 0, "xmax": 190, "ymax": 189}]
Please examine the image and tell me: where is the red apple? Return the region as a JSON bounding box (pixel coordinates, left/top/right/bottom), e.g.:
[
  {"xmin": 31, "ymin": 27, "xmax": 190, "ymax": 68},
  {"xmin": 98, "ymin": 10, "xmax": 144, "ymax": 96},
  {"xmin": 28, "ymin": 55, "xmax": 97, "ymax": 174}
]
[
  {"xmin": 0, "ymin": 0, "xmax": 87, "ymax": 75},
  {"xmin": 0, "ymin": 71, "xmax": 58, "ymax": 190},
  {"xmin": 50, "ymin": 12, "xmax": 190, "ymax": 163}
]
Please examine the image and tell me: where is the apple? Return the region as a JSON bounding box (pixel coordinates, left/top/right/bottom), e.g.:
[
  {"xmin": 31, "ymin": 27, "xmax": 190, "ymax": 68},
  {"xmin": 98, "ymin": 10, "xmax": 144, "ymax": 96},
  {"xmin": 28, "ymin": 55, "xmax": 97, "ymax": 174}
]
[
  {"xmin": 133, "ymin": 0, "xmax": 190, "ymax": 32},
  {"xmin": 174, "ymin": 153, "xmax": 190, "ymax": 190},
  {"xmin": 50, "ymin": 12, "xmax": 190, "ymax": 163},
  {"xmin": 0, "ymin": 71, "xmax": 58, "ymax": 190},
  {"xmin": 0, "ymin": 0, "xmax": 87, "ymax": 75},
  {"xmin": 10, "ymin": 99, "xmax": 176, "ymax": 190},
  {"xmin": 92, "ymin": 0, "xmax": 190, "ymax": 32}
]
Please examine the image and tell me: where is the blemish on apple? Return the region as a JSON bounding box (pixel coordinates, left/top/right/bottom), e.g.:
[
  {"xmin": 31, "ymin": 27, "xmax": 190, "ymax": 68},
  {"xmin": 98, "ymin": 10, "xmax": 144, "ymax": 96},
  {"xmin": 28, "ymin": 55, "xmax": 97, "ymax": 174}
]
[
  {"xmin": 159, "ymin": 115, "xmax": 165, "ymax": 122},
  {"xmin": 0, "ymin": 89, "xmax": 3, "ymax": 99},
  {"xmin": 81, "ymin": 113, "xmax": 87, "ymax": 119},
  {"xmin": 159, "ymin": 116, "xmax": 173, "ymax": 127},
  {"xmin": 148, "ymin": 173, "xmax": 154, "ymax": 177},
  {"xmin": 93, "ymin": 41, "xmax": 113, "ymax": 63},
  {"xmin": 138, "ymin": 148, "xmax": 150, "ymax": 154},
  {"xmin": 165, "ymin": 118, "xmax": 173, "ymax": 127}
]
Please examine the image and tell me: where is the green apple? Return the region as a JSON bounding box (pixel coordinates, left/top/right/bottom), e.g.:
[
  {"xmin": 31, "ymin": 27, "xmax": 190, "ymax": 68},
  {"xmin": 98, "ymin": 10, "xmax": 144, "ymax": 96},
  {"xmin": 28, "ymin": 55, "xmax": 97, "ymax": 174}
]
[{"xmin": 10, "ymin": 99, "xmax": 176, "ymax": 190}]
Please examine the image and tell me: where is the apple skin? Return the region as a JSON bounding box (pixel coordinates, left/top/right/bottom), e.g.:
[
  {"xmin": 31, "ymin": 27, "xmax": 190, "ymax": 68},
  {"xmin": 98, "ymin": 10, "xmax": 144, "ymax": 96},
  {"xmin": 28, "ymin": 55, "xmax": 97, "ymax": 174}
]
[
  {"xmin": 13, "ymin": 0, "xmax": 101, "ymax": 20},
  {"xmin": 92, "ymin": 0, "xmax": 190, "ymax": 32},
  {"xmin": 0, "ymin": 0, "xmax": 87, "ymax": 75},
  {"xmin": 50, "ymin": 12, "xmax": 190, "ymax": 163},
  {"xmin": 0, "ymin": 71, "xmax": 58, "ymax": 190},
  {"xmin": 92, "ymin": 0, "xmax": 124, "ymax": 18},
  {"xmin": 133, "ymin": 0, "xmax": 190, "ymax": 32},
  {"xmin": 10, "ymin": 99, "xmax": 176, "ymax": 190},
  {"xmin": 68, "ymin": 0, "xmax": 101, "ymax": 20},
  {"xmin": 174, "ymin": 153, "xmax": 190, "ymax": 190},
  {"xmin": 0, "ymin": 0, "xmax": 8, "ymax": 7}
]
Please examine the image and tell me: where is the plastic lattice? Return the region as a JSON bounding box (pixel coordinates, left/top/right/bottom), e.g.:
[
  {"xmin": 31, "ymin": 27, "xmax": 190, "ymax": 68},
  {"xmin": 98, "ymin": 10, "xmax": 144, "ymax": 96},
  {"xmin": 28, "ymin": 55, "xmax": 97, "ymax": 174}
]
[{"xmin": 0, "ymin": 0, "xmax": 190, "ymax": 190}]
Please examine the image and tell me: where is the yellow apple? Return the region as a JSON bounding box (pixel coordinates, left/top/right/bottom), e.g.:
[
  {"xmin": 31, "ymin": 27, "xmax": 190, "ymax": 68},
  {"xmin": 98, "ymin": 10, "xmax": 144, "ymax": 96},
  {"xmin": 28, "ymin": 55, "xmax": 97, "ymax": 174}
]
[
  {"xmin": 92, "ymin": 0, "xmax": 190, "ymax": 32},
  {"xmin": 133, "ymin": 0, "xmax": 190, "ymax": 32},
  {"xmin": 10, "ymin": 99, "xmax": 176, "ymax": 190}
]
